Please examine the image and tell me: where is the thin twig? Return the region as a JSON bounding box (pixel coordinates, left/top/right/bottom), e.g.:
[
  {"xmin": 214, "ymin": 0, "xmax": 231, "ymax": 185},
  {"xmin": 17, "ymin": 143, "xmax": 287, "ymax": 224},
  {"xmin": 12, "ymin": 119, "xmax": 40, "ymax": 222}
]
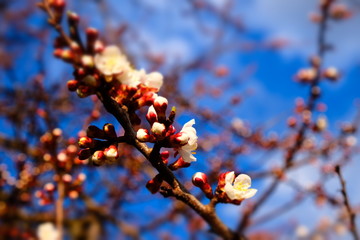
[{"xmin": 335, "ymin": 165, "xmax": 359, "ymax": 240}]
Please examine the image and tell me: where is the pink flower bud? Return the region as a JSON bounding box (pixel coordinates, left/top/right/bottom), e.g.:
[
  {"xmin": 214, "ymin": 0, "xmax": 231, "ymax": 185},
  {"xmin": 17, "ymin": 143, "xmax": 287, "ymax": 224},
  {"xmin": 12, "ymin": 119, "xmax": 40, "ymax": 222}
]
[
  {"xmin": 103, "ymin": 123, "xmax": 117, "ymax": 139},
  {"xmin": 151, "ymin": 122, "xmax": 166, "ymax": 138},
  {"xmin": 81, "ymin": 55, "xmax": 94, "ymax": 68},
  {"xmin": 57, "ymin": 152, "xmax": 67, "ymax": 162},
  {"xmin": 62, "ymin": 174, "xmax": 72, "ymax": 183},
  {"xmin": 137, "ymin": 128, "xmax": 150, "ymax": 142},
  {"xmin": 146, "ymin": 106, "xmax": 158, "ymax": 125},
  {"xmin": 67, "ymin": 11, "xmax": 79, "ymax": 23},
  {"xmin": 146, "ymin": 174, "xmax": 163, "ymax": 194},
  {"xmin": 69, "ymin": 190, "xmax": 79, "ymax": 199},
  {"xmin": 168, "ymin": 157, "xmax": 190, "ymax": 171},
  {"xmin": 78, "ymin": 136, "xmax": 93, "ymax": 148},
  {"xmin": 323, "ymin": 67, "xmax": 339, "ymax": 81},
  {"xmin": 153, "ymin": 96, "xmax": 168, "ymax": 121},
  {"xmin": 192, "ymin": 172, "xmax": 213, "ymax": 199},
  {"xmin": 77, "ymin": 173, "xmax": 87, "ymax": 182},
  {"xmin": 92, "ymin": 150, "xmax": 106, "ymax": 165},
  {"xmin": 44, "ymin": 183, "xmax": 55, "ymax": 192},
  {"xmin": 104, "ymin": 145, "xmax": 119, "ymax": 162},
  {"xmin": 160, "ymin": 151, "xmax": 170, "ymax": 164}
]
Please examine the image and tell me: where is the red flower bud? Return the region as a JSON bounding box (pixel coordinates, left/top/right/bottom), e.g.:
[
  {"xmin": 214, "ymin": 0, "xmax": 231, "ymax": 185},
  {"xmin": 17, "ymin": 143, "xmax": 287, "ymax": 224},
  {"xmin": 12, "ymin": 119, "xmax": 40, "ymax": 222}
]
[
  {"xmin": 146, "ymin": 174, "xmax": 163, "ymax": 194},
  {"xmin": 168, "ymin": 157, "xmax": 190, "ymax": 171}
]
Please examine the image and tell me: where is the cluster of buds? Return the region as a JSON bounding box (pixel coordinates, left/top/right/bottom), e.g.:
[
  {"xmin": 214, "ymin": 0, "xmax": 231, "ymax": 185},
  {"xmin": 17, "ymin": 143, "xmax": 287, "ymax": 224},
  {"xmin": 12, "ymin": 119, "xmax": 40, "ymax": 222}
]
[
  {"xmin": 190, "ymin": 171, "xmax": 257, "ymax": 204},
  {"xmin": 35, "ymin": 173, "xmax": 86, "ymax": 205},
  {"xmin": 137, "ymin": 96, "xmax": 198, "ymax": 169},
  {"xmin": 78, "ymin": 124, "xmax": 119, "ymax": 166}
]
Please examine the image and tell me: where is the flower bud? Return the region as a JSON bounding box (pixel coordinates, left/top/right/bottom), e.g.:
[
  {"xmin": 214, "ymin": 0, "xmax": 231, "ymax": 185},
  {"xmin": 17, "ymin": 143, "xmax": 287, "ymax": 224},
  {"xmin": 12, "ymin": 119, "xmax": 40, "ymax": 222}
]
[
  {"xmin": 153, "ymin": 96, "xmax": 168, "ymax": 121},
  {"xmin": 78, "ymin": 136, "xmax": 93, "ymax": 148},
  {"xmin": 160, "ymin": 151, "xmax": 170, "ymax": 164},
  {"xmin": 103, "ymin": 123, "xmax": 117, "ymax": 139},
  {"xmin": 87, "ymin": 125, "xmax": 106, "ymax": 139},
  {"xmin": 168, "ymin": 157, "xmax": 190, "ymax": 171},
  {"xmin": 81, "ymin": 55, "xmax": 94, "ymax": 68},
  {"xmin": 151, "ymin": 122, "xmax": 166, "ymax": 139},
  {"xmin": 295, "ymin": 68, "xmax": 317, "ymax": 83},
  {"xmin": 137, "ymin": 128, "xmax": 150, "ymax": 142},
  {"xmin": 44, "ymin": 183, "xmax": 55, "ymax": 192},
  {"xmin": 103, "ymin": 145, "xmax": 119, "ymax": 162},
  {"xmin": 62, "ymin": 174, "xmax": 72, "ymax": 183},
  {"xmin": 92, "ymin": 150, "xmax": 106, "ymax": 165},
  {"xmin": 146, "ymin": 174, "xmax": 163, "ymax": 194},
  {"xmin": 192, "ymin": 172, "xmax": 213, "ymax": 199},
  {"xmin": 78, "ymin": 148, "xmax": 92, "ymax": 160},
  {"xmin": 67, "ymin": 79, "xmax": 79, "ymax": 91},
  {"xmin": 146, "ymin": 106, "xmax": 158, "ymax": 125},
  {"xmin": 323, "ymin": 67, "xmax": 339, "ymax": 81}
]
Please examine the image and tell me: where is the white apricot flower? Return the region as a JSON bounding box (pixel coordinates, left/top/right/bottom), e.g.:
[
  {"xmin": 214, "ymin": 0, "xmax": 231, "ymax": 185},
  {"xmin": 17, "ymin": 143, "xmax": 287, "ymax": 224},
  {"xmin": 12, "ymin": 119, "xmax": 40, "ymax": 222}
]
[
  {"xmin": 37, "ymin": 222, "xmax": 59, "ymax": 240},
  {"xmin": 224, "ymin": 171, "xmax": 257, "ymax": 201},
  {"xmin": 94, "ymin": 45, "xmax": 130, "ymax": 80},
  {"xmin": 143, "ymin": 71, "xmax": 163, "ymax": 90},
  {"xmin": 178, "ymin": 119, "xmax": 198, "ymax": 163},
  {"xmin": 118, "ymin": 69, "xmax": 163, "ymax": 90}
]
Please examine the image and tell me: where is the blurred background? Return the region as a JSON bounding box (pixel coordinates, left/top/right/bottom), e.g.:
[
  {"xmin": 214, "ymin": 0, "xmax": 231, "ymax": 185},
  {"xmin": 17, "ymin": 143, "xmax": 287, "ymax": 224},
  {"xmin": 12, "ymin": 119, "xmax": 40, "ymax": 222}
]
[{"xmin": 1, "ymin": 0, "xmax": 360, "ymax": 239}]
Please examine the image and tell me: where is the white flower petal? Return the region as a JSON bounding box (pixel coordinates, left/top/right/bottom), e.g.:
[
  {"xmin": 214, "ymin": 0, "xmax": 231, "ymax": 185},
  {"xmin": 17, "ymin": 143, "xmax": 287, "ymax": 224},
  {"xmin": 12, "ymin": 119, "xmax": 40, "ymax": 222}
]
[
  {"xmin": 225, "ymin": 171, "xmax": 235, "ymax": 184},
  {"xmin": 234, "ymin": 174, "xmax": 251, "ymax": 189},
  {"xmin": 179, "ymin": 149, "xmax": 196, "ymax": 163}
]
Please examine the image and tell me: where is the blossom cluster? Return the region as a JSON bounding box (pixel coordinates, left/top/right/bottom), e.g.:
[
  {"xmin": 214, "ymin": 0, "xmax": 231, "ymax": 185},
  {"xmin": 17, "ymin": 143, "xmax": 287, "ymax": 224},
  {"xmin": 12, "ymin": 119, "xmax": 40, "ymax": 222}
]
[
  {"xmin": 192, "ymin": 171, "xmax": 257, "ymax": 204},
  {"xmin": 43, "ymin": 1, "xmax": 257, "ymax": 205}
]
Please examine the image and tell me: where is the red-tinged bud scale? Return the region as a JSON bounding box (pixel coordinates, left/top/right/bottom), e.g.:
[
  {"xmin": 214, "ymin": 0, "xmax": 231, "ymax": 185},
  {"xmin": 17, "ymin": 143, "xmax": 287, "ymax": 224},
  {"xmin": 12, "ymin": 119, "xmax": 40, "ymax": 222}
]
[
  {"xmin": 146, "ymin": 174, "xmax": 163, "ymax": 194},
  {"xmin": 103, "ymin": 123, "xmax": 117, "ymax": 139},
  {"xmin": 67, "ymin": 80, "xmax": 79, "ymax": 91},
  {"xmin": 78, "ymin": 136, "xmax": 93, "ymax": 148},
  {"xmin": 192, "ymin": 172, "xmax": 213, "ymax": 199},
  {"xmin": 169, "ymin": 157, "xmax": 190, "ymax": 171}
]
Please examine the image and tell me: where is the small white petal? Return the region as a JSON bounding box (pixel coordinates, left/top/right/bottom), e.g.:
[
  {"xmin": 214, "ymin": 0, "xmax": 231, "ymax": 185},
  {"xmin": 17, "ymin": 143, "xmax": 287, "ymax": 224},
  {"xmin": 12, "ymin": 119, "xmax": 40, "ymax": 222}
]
[{"xmin": 234, "ymin": 174, "xmax": 251, "ymax": 189}]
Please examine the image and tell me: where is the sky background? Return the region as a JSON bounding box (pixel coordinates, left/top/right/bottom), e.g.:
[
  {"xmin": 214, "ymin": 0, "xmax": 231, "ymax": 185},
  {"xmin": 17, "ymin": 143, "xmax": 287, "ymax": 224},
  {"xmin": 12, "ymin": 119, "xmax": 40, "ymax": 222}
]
[{"xmin": 2, "ymin": 0, "xmax": 360, "ymax": 239}]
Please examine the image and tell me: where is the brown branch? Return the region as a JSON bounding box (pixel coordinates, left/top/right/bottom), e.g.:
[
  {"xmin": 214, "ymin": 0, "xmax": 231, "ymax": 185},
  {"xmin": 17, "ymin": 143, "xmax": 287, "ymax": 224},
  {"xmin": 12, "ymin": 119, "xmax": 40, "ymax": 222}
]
[
  {"xmin": 55, "ymin": 177, "xmax": 65, "ymax": 240},
  {"xmin": 96, "ymin": 89, "xmax": 242, "ymax": 239},
  {"xmin": 335, "ymin": 165, "xmax": 359, "ymax": 240}
]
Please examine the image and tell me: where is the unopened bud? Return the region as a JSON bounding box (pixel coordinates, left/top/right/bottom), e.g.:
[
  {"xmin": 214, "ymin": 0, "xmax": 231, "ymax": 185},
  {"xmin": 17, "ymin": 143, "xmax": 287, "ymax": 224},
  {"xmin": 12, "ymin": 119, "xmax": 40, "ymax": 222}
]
[
  {"xmin": 92, "ymin": 150, "xmax": 106, "ymax": 165},
  {"xmin": 62, "ymin": 174, "xmax": 72, "ymax": 183},
  {"xmin": 153, "ymin": 96, "xmax": 168, "ymax": 121},
  {"xmin": 146, "ymin": 174, "xmax": 163, "ymax": 194},
  {"xmin": 192, "ymin": 172, "xmax": 213, "ymax": 199},
  {"xmin": 81, "ymin": 55, "xmax": 94, "ymax": 68},
  {"xmin": 168, "ymin": 157, "xmax": 190, "ymax": 171},
  {"xmin": 151, "ymin": 122, "xmax": 166, "ymax": 138},
  {"xmin": 160, "ymin": 151, "xmax": 170, "ymax": 164},
  {"xmin": 78, "ymin": 148, "xmax": 92, "ymax": 160},
  {"xmin": 104, "ymin": 145, "xmax": 119, "ymax": 162},
  {"xmin": 323, "ymin": 67, "xmax": 339, "ymax": 81},
  {"xmin": 137, "ymin": 128, "xmax": 151, "ymax": 142},
  {"xmin": 103, "ymin": 123, "xmax": 117, "ymax": 139},
  {"xmin": 44, "ymin": 183, "xmax": 55, "ymax": 192},
  {"xmin": 67, "ymin": 79, "xmax": 79, "ymax": 91},
  {"xmin": 146, "ymin": 106, "xmax": 158, "ymax": 125},
  {"xmin": 78, "ymin": 136, "xmax": 93, "ymax": 148},
  {"xmin": 87, "ymin": 125, "xmax": 106, "ymax": 139},
  {"xmin": 295, "ymin": 68, "xmax": 317, "ymax": 83}
]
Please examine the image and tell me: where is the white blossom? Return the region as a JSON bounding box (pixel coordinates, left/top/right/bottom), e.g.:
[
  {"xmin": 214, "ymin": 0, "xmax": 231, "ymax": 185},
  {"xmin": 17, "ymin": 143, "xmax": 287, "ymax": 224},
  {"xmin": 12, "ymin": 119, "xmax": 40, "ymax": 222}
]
[
  {"xmin": 151, "ymin": 122, "xmax": 166, "ymax": 135},
  {"xmin": 224, "ymin": 171, "xmax": 257, "ymax": 201},
  {"xmin": 136, "ymin": 128, "xmax": 149, "ymax": 141},
  {"xmin": 37, "ymin": 222, "xmax": 58, "ymax": 240},
  {"xmin": 178, "ymin": 119, "xmax": 198, "ymax": 163},
  {"xmin": 94, "ymin": 45, "xmax": 130, "ymax": 78}
]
